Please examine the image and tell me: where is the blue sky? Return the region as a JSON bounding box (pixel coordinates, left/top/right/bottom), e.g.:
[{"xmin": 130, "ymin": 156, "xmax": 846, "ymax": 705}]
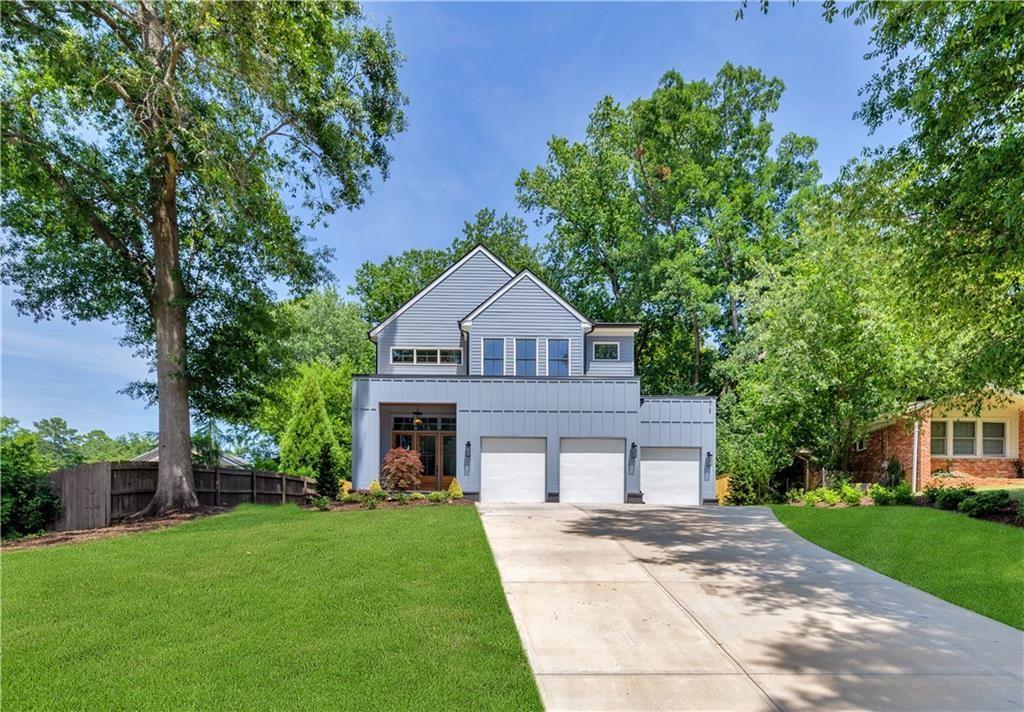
[{"xmin": 2, "ymin": 2, "xmax": 905, "ymax": 435}]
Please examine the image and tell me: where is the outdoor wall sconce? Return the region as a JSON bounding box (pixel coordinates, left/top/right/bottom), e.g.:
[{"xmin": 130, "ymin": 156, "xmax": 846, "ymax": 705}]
[
  {"xmin": 464, "ymin": 441, "xmax": 471, "ymax": 478},
  {"xmin": 704, "ymin": 452, "xmax": 714, "ymax": 481},
  {"xmin": 628, "ymin": 442, "xmax": 638, "ymax": 477}
]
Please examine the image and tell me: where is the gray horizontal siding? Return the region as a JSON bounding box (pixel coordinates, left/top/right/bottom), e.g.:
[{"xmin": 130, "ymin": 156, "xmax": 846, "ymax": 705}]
[
  {"xmin": 585, "ymin": 334, "xmax": 635, "ymax": 376},
  {"xmin": 352, "ymin": 377, "xmax": 717, "ymax": 500},
  {"xmin": 468, "ymin": 278, "xmax": 585, "ymax": 375},
  {"xmin": 376, "ymin": 251, "xmax": 511, "ymax": 375}
]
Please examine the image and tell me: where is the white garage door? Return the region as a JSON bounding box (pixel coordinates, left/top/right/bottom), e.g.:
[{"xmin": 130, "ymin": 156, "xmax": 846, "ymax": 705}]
[
  {"xmin": 559, "ymin": 438, "xmax": 625, "ymax": 504},
  {"xmin": 641, "ymin": 447, "xmax": 701, "ymax": 505},
  {"xmin": 480, "ymin": 437, "xmax": 546, "ymax": 503}
]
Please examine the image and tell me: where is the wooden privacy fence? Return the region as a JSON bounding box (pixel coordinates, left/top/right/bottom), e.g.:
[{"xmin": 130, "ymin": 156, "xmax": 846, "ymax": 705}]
[{"xmin": 49, "ymin": 462, "xmax": 316, "ymax": 532}]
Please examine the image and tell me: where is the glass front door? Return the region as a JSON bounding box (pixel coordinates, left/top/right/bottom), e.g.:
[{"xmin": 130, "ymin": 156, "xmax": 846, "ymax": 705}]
[
  {"xmin": 442, "ymin": 435, "xmax": 457, "ymax": 490},
  {"xmin": 418, "ymin": 434, "xmax": 438, "ymax": 490}
]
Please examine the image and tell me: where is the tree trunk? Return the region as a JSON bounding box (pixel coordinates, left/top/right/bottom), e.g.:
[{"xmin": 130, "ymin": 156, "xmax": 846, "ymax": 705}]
[
  {"xmin": 140, "ymin": 159, "xmax": 198, "ymax": 516},
  {"xmin": 728, "ymin": 293, "xmax": 740, "ymax": 335},
  {"xmin": 691, "ymin": 311, "xmax": 701, "ymax": 387}
]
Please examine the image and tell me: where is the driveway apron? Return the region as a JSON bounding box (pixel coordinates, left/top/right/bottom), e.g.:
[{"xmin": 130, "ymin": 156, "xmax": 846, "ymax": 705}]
[{"xmin": 478, "ymin": 503, "xmax": 1024, "ymax": 712}]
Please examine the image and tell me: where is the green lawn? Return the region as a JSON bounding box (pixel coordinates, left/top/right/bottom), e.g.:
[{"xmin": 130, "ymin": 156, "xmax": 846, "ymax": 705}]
[
  {"xmin": 2, "ymin": 504, "xmax": 541, "ymax": 711},
  {"xmin": 772, "ymin": 505, "xmax": 1024, "ymax": 630}
]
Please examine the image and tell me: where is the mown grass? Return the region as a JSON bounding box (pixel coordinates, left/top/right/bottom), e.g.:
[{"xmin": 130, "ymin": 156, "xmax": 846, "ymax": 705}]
[
  {"xmin": 2, "ymin": 504, "xmax": 541, "ymax": 710},
  {"xmin": 772, "ymin": 505, "xmax": 1024, "ymax": 630}
]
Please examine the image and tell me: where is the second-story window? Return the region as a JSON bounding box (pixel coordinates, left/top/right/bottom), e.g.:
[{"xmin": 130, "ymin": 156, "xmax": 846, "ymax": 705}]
[
  {"xmin": 516, "ymin": 338, "xmax": 536, "ymax": 376},
  {"xmin": 483, "ymin": 338, "xmax": 504, "ymax": 375},
  {"xmin": 548, "ymin": 339, "xmax": 569, "ymax": 376}
]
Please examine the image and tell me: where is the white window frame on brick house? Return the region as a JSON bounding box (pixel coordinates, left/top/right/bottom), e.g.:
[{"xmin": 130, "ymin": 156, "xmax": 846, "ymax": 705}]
[
  {"xmin": 853, "ymin": 438, "xmax": 867, "ymax": 452},
  {"xmin": 930, "ymin": 418, "xmax": 1009, "ymax": 458}
]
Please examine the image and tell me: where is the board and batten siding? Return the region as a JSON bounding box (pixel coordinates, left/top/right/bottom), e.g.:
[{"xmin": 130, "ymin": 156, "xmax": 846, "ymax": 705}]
[
  {"xmin": 468, "ymin": 278, "xmax": 586, "ymax": 376},
  {"xmin": 352, "ymin": 375, "xmax": 717, "ymax": 501},
  {"xmin": 585, "ymin": 334, "xmax": 636, "ymax": 376},
  {"xmin": 375, "ymin": 250, "xmax": 512, "ymax": 375}
]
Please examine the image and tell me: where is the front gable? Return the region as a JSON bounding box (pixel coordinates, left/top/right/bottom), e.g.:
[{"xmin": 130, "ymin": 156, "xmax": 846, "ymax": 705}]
[
  {"xmin": 371, "ymin": 246, "xmax": 514, "ymax": 374},
  {"xmin": 462, "ymin": 272, "xmax": 591, "ymax": 376}
]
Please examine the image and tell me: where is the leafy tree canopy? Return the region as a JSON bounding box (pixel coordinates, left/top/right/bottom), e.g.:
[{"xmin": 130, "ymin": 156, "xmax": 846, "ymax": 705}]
[{"xmin": 2, "ymin": 1, "xmax": 406, "ymax": 512}]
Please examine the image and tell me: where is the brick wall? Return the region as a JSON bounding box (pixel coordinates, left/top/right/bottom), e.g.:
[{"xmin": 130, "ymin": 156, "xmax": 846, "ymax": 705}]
[
  {"xmin": 851, "ymin": 416, "xmax": 928, "ymax": 487},
  {"xmin": 853, "ymin": 406, "xmax": 1024, "ymax": 490}
]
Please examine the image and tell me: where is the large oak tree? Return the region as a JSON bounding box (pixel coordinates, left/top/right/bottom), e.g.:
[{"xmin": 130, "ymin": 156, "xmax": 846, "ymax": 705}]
[{"xmin": 1, "ymin": 1, "xmax": 405, "ymax": 514}]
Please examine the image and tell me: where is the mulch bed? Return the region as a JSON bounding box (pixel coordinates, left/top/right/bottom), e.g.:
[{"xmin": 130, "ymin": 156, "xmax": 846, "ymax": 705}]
[
  {"xmin": 2, "ymin": 507, "xmax": 228, "ymax": 551},
  {"xmin": 307, "ymin": 498, "xmax": 475, "ymax": 512}
]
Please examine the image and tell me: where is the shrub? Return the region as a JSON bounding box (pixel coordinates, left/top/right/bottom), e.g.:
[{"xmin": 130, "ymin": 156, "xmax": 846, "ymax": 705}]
[
  {"xmin": 801, "ymin": 487, "xmax": 843, "ymax": 506},
  {"xmin": 340, "ymin": 492, "xmax": 363, "ymax": 505},
  {"xmin": 410, "ymin": 492, "xmax": 427, "ymax": 501},
  {"xmin": 868, "ymin": 483, "xmax": 894, "ymax": 506},
  {"xmin": 368, "ymin": 479, "xmax": 383, "ymax": 495},
  {"xmin": 1, "ymin": 430, "xmax": 62, "ymax": 538},
  {"xmin": 392, "ymin": 491, "xmax": 411, "ymax": 506},
  {"xmin": 315, "ymin": 442, "xmax": 340, "ymax": 500},
  {"xmin": 448, "ymin": 478, "xmax": 464, "ymax": 500},
  {"xmin": 309, "ymin": 495, "xmax": 331, "ymax": 511},
  {"xmin": 890, "ymin": 482, "xmax": 913, "ymax": 505},
  {"xmin": 785, "ymin": 487, "xmax": 805, "ymax": 503},
  {"xmin": 839, "ymin": 483, "xmax": 862, "ymax": 506},
  {"xmin": 933, "ymin": 485, "xmax": 976, "ymax": 511},
  {"xmin": 427, "ymin": 491, "xmax": 446, "ymax": 503},
  {"xmin": 723, "ymin": 470, "xmax": 778, "ymax": 505},
  {"xmin": 957, "ymin": 490, "xmax": 1012, "ymax": 517},
  {"xmin": 341, "ymin": 480, "xmax": 353, "ymax": 495},
  {"xmin": 380, "ymin": 448, "xmax": 423, "ymax": 491}
]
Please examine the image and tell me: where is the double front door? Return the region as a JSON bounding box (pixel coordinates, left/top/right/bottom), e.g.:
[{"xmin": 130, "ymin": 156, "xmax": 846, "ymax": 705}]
[{"xmin": 392, "ymin": 431, "xmax": 457, "ymax": 491}]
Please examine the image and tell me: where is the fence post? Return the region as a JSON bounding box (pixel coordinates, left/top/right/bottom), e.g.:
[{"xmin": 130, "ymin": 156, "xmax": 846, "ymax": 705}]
[
  {"xmin": 251, "ymin": 468, "xmax": 257, "ymax": 503},
  {"xmin": 214, "ymin": 467, "xmax": 221, "ymax": 507},
  {"xmin": 280, "ymin": 472, "xmax": 286, "ymax": 504}
]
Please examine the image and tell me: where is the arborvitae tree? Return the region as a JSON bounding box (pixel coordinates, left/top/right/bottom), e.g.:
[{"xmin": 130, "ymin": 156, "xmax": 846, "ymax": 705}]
[
  {"xmin": 315, "ymin": 442, "xmax": 340, "ymax": 500},
  {"xmin": 279, "ymin": 370, "xmax": 340, "ymax": 479}
]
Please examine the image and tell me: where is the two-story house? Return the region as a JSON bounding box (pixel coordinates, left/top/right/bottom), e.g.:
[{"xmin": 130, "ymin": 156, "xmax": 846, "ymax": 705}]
[{"xmin": 351, "ymin": 245, "xmax": 717, "ymax": 504}]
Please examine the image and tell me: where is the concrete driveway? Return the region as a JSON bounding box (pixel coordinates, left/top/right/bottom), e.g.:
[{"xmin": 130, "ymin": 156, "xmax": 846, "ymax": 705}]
[{"xmin": 478, "ymin": 504, "xmax": 1024, "ymax": 711}]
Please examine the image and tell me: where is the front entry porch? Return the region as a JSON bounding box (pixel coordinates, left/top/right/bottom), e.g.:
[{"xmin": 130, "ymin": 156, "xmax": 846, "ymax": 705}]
[{"xmin": 381, "ymin": 403, "xmax": 457, "ymax": 491}]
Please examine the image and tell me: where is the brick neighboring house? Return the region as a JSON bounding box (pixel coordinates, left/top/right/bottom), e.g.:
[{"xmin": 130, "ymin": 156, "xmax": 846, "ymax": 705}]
[{"xmin": 851, "ymin": 392, "xmax": 1024, "ymax": 491}]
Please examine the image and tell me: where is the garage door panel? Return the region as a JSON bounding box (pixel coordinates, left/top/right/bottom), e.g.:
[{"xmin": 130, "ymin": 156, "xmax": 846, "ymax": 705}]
[
  {"xmin": 481, "ymin": 437, "xmax": 546, "ymax": 503},
  {"xmin": 642, "ymin": 447, "xmax": 700, "ymax": 505},
  {"xmin": 560, "ymin": 438, "xmax": 624, "ymax": 504}
]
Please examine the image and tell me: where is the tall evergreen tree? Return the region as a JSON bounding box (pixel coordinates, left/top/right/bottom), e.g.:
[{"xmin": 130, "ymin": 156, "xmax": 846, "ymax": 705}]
[{"xmin": 279, "ymin": 369, "xmax": 340, "ymax": 480}]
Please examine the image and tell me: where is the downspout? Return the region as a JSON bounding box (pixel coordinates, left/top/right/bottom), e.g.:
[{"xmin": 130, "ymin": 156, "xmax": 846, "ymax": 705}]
[{"xmin": 911, "ymin": 419, "xmax": 920, "ymax": 493}]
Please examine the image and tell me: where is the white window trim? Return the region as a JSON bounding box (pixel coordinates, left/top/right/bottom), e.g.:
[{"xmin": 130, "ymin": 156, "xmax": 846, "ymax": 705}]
[
  {"xmin": 480, "ymin": 337, "xmax": 504, "ymax": 376},
  {"xmin": 853, "ymin": 439, "xmax": 867, "ymax": 452},
  {"xmin": 547, "ymin": 337, "xmax": 571, "ymax": 377},
  {"xmin": 539, "ymin": 337, "xmax": 547, "ymax": 377},
  {"xmin": 514, "ymin": 337, "xmax": 538, "ymax": 377},
  {"xmin": 390, "ymin": 346, "xmax": 462, "ymax": 366},
  {"xmin": 593, "ymin": 341, "xmax": 620, "ymax": 361},
  {"xmin": 932, "ymin": 418, "xmax": 1010, "ymax": 459}
]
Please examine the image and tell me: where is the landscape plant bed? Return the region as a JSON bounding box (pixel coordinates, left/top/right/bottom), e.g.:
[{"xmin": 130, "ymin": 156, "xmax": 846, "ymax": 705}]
[
  {"xmin": 307, "ymin": 496, "xmax": 475, "ymax": 511},
  {"xmin": 772, "ymin": 505, "xmax": 1024, "ymax": 630},
  {"xmin": 1, "ymin": 507, "xmax": 227, "ymax": 551},
  {"xmin": 2, "ymin": 504, "xmax": 541, "ymax": 710}
]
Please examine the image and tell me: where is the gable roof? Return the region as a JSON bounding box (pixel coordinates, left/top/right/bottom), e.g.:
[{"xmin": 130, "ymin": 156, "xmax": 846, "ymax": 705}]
[
  {"xmin": 460, "ymin": 269, "xmax": 592, "ymax": 330},
  {"xmin": 368, "ymin": 245, "xmax": 515, "ymax": 340}
]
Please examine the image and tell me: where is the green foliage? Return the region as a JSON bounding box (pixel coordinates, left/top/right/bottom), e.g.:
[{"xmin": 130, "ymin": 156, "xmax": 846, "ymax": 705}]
[
  {"xmin": 2, "ymin": 1, "xmax": 406, "ymax": 436},
  {"xmin": 32, "ymin": 418, "xmax": 82, "ymax": 469},
  {"xmin": 309, "ymin": 495, "xmax": 332, "ymax": 512},
  {"xmin": 957, "ymin": 491, "xmax": 1013, "ymax": 519},
  {"xmin": 351, "ymin": 208, "xmax": 543, "ymax": 325},
  {"xmin": 802, "ymin": 487, "xmax": 841, "ymax": 507},
  {"xmin": 785, "ymin": 487, "xmax": 805, "ymax": 504},
  {"xmin": 315, "ymin": 443, "xmax": 340, "ymax": 500},
  {"xmin": 427, "ymin": 491, "xmax": 446, "ymax": 504},
  {"xmin": 723, "ymin": 469, "xmax": 778, "ymax": 505},
  {"xmin": 880, "ymin": 458, "xmax": 905, "ymax": 488},
  {"xmin": 340, "ymin": 492, "xmax": 364, "ymax": 505},
  {"xmin": 517, "ymin": 64, "xmax": 819, "ymax": 394},
  {"xmin": 380, "ymin": 448, "xmax": 423, "ymax": 491},
  {"xmin": 278, "ymin": 370, "xmax": 341, "ymax": 478},
  {"xmin": 1, "ymin": 421, "xmax": 62, "ymax": 538},
  {"xmin": 410, "ymin": 492, "xmax": 427, "ymax": 502},
  {"xmin": 448, "ymin": 478, "xmax": 464, "ymax": 500},
  {"xmin": 838, "ymin": 483, "xmax": 862, "ymax": 506},
  {"xmin": 931, "ymin": 486, "xmax": 977, "ymax": 511},
  {"xmin": 866, "ymin": 482, "xmax": 910, "ymax": 506},
  {"xmin": 392, "ymin": 491, "xmax": 411, "ymax": 506},
  {"xmin": 368, "ymin": 480, "xmax": 382, "ymax": 495}
]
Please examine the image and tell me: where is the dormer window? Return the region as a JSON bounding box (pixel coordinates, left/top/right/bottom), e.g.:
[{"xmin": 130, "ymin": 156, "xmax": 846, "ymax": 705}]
[{"xmin": 593, "ymin": 342, "xmax": 619, "ymax": 361}]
